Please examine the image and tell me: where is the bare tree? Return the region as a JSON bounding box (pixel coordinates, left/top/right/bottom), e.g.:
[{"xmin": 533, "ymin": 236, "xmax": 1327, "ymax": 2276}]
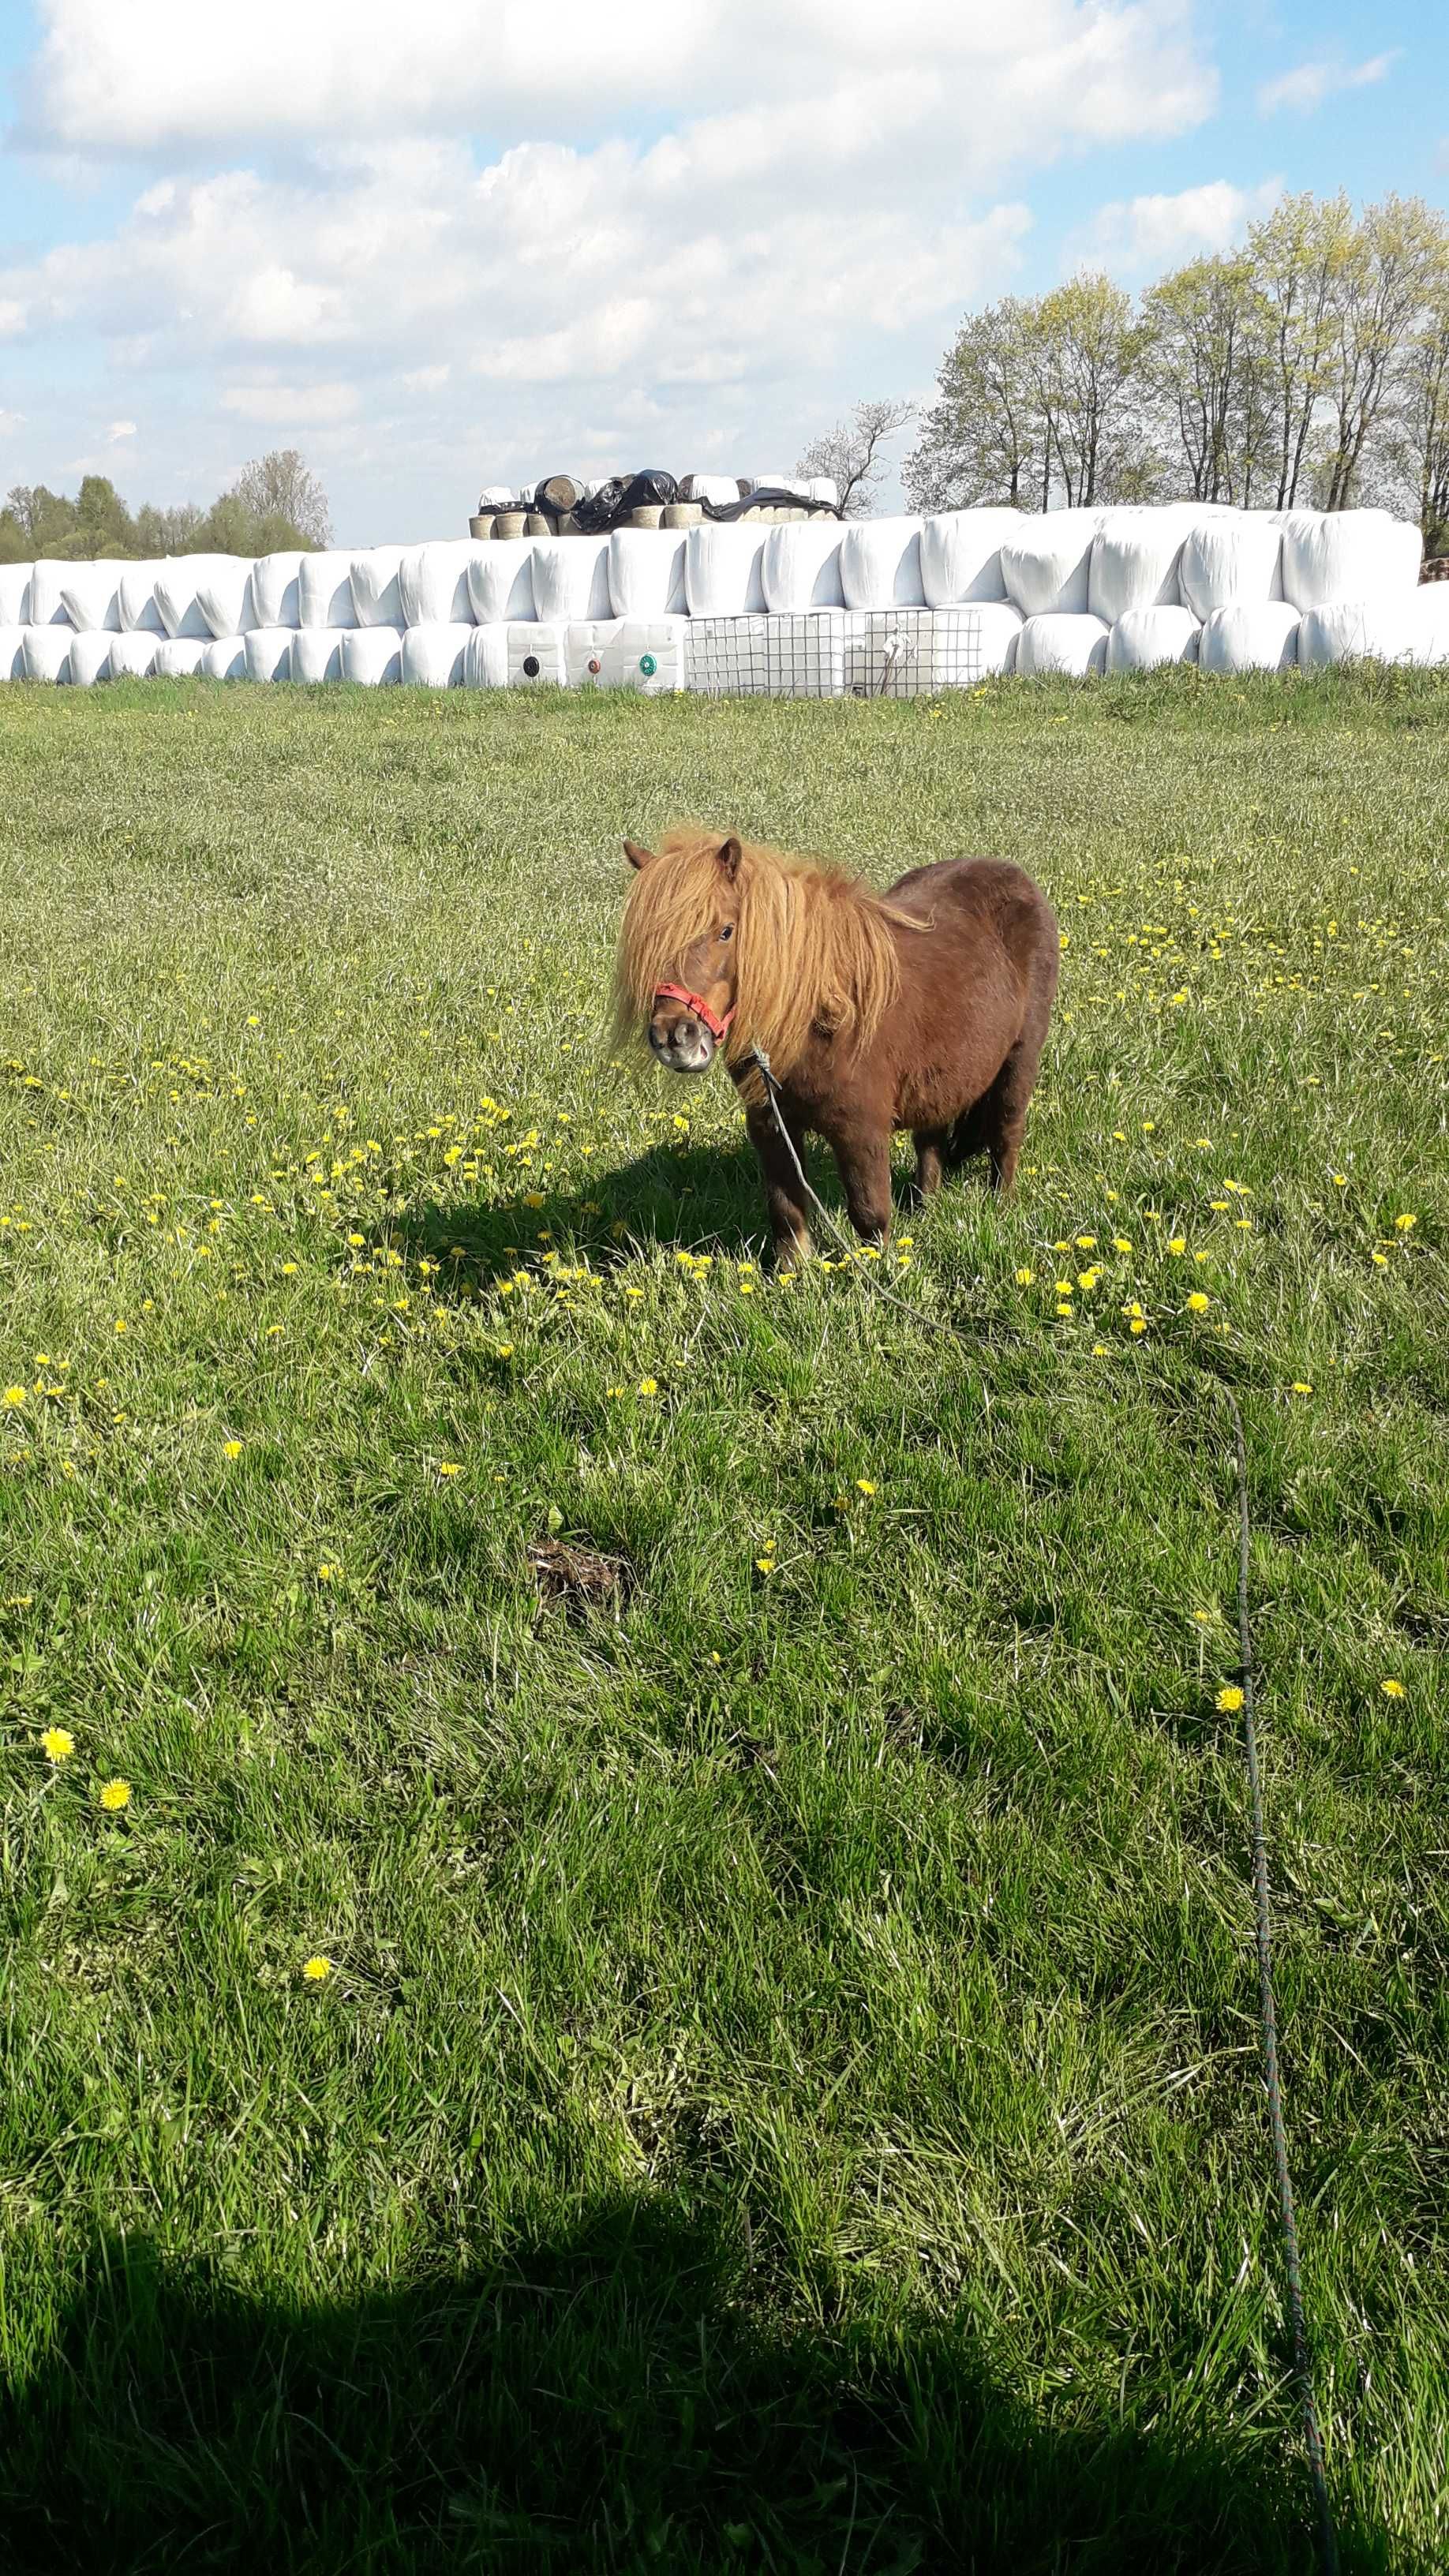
[
  {"xmin": 1319, "ymin": 197, "xmax": 1447, "ymax": 510},
  {"xmin": 796, "ymin": 400, "xmax": 915, "ymax": 517},
  {"xmin": 1393, "ymin": 247, "xmax": 1449, "ymax": 548},
  {"xmin": 230, "ymin": 449, "xmax": 332, "ymax": 546}
]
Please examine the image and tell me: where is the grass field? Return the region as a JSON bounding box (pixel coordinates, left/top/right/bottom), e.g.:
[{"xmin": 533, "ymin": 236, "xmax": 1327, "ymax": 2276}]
[{"xmin": 0, "ymin": 665, "xmax": 1446, "ymax": 2574}]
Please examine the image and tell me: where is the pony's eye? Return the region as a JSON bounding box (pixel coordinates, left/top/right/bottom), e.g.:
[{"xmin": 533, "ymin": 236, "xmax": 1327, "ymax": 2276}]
[{"xmin": 719, "ymin": 924, "xmax": 734, "ymax": 942}]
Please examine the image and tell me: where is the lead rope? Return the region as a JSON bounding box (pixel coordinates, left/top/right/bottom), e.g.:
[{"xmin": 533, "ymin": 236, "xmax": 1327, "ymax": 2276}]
[{"xmin": 749, "ymin": 1048, "xmax": 1339, "ymax": 2576}]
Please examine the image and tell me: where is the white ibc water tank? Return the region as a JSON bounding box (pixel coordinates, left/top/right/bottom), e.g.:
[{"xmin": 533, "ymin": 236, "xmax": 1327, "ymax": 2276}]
[
  {"xmin": 195, "ymin": 559, "xmax": 256, "ymax": 638},
  {"xmin": 839, "ymin": 516, "xmax": 926, "ymax": 609},
  {"xmin": 290, "ymin": 628, "xmax": 347, "ymax": 683},
  {"xmin": 0, "ymin": 565, "xmax": 31, "ymax": 624},
  {"xmin": 1298, "ymin": 594, "xmax": 1449, "ymax": 668},
  {"xmin": 507, "ymin": 622, "xmax": 567, "ymax": 686},
  {"xmin": 1017, "ymin": 612, "xmax": 1110, "ymax": 676},
  {"xmin": 1197, "ymin": 602, "xmax": 1300, "ymax": 672},
  {"xmin": 1280, "ymin": 511, "xmax": 1422, "ymax": 608},
  {"xmin": 1178, "ymin": 518, "xmax": 1283, "ymax": 616},
  {"xmin": 932, "ymin": 601, "xmax": 1022, "ymax": 678},
  {"xmin": 1001, "ymin": 512, "xmax": 1100, "ymax": 616},
  {"xmin": 529, "ymin": 537, "xmax": 612, "ymax": 623},
  {"xmin": 250, "ymin": 553, "xmax": 304, "ymax": 627},
  {"xmin": 466, "ymin": 540, "xmax": 537, "ymax": 624},
  {"xmin": 0, "ymin": 626, "xmax": 26, "ymax": 680},
  {"xmin": 57, "ymin": 563, "xmax": 122, "ymax": 632},
  {"xmin": 462, "ymin": 624, "xmax": 510, "ymax": 688},
  {"xmin": 349, "ymin": 548, "xmax": 406, "ymax": 627},
  {"xmin": 563, "ymin": 620, "xmax": 622, "ymax": 687},
  {"xmin": 1106, "ymin": 607, "xmax": 1201, "ymax": 671},
  {"xmin": 68, "ymin": 632, "xmax": 113, "ymax": 685},
  {"xmin": 1088, "ymin": 519, "xmax": 1186, "ymax": 621},
  {"xmin": 607, "ymin": 530, "xmax": 688, "ymax": 617},
  {"xmin": 603, "ymin": 616, "xmax": 688, "ymax": 693},
  {"xmin": 341, "ymin": 628, "xmax": 403, "ymax": 684},
  {"xmin": 154, "ymin": 638, "xmax": 208, "ymax": 676},
  {"xmin": 686, "ymin": 612, "xmax": 844, "ymax": 698},
  {"xmin": 298, "ymin": 551, "xmax": 357, "ymax": 628},
  {"xmin": 684, "ymin": 522, "xmax": 768, "ymax": 616},
  {"xmin": 244, "ymin": 627, "xmax": 295, "ymax": 681},
  {"xmin": 155, "ymin": 557, "xmax": 228, "ymax": 640},
  {"xmin": 24, "ymin": 627, "xmax": 73, "ymax": 681},
  {"xmin": 401, "ymin": 623, "xmax": 473, "ymax": 686},
  {"xmin": 760, "ymin": 520, "xmax": 846, "ymax": 612},
  {"xmin": 201, "ymin": 635, "xmax": 247, "ymax": 680},
  {"xmin": 919, "ymin": 510, "xmax": 1018, "ymax": 606}
]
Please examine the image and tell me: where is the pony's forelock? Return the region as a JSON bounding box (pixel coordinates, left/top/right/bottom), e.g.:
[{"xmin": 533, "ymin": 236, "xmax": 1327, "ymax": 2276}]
[{"xmin": 612, "ymin": 826, "xmax": 911, "ymax": 1082}]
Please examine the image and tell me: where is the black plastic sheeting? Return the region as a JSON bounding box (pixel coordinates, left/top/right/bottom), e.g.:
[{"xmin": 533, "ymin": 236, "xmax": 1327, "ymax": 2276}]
[{"xmin": 542, "ymin": 472, "xmax": 839, "ymax": 534}]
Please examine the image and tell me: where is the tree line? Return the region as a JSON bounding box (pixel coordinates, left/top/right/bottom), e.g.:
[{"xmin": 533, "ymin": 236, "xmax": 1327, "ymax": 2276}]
[
  {"xmin": 0, "ymin": 449, "xmax": 331, "ymax": 564},
  {"xmin": 897, "ymin": 193, "xmax": 1448, "ymax": 550}
]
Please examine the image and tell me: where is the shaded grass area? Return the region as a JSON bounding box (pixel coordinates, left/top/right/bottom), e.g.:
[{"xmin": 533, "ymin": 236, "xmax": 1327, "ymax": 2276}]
[{"xmin": 0, "ymin": 666, "xmax": 1446, "ymax": 2572}]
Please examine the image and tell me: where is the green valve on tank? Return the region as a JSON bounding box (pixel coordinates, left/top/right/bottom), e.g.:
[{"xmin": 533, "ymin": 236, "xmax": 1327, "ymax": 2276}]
[{"xmin": 638, "ymin": 653, "xmax": 657, "ymax": 677}]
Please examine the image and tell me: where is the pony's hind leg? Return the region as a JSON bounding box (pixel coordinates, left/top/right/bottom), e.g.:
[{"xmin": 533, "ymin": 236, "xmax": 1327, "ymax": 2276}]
[
  {"xmin": 968, "ymin": 1035, "xmax": 1043, "ymax": 1195},
  {"xmin": 910, "ymin": 1129, "xmax": 950, "ymax": 1204}
]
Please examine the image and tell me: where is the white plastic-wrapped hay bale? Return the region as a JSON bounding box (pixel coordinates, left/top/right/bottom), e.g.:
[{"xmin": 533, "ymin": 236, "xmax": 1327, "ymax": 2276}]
[
  {"xmin": 24, "ymin": 627, "xmax": 73, "ymax": 681},
  {"xmin": 348, "ymin": 548, "xmax": 405, "ymax": 627},
  {"xmin": 1198, "ymin": 602, "xmax": 1299, "ymax": 672},
  {"xmin": 1018, "ymin": 612, "xmax": 1110, "ymax": 676},
  {"xmin": 1106, "ymin": 607, "xmax": 1201, "ymax": 671},
  {"xmin": 68, "ymin": 632, "xmax": 113, "ymax": 685},
  {"xmin": 529, "ymin": 537, "xmax": 612, "ymax": 623},
  {"xmin": 341, "ymin": 628, "xmax": 402, "ymax": 685},
  {"xmin": 607, "ymin": 529, "xmax": 688, "ymax": 616},
  {"xmin": 154, "ymin": 638, "xmax": 208, "ymax": 677},
  {"xmin": 462, "ymin": 624, "xmax": 510, "ymax": 689},
  {"xmin": 839, "ymin": 516, "xmax": 926, "ymax": 608},
  {"xmin": 26, "ymin": 562, "xmax": 77, "ymax": 627},
  {"xmin": 680, "ymin": 474, "xmax": 741, "ymax": 507},
  {"xmin": 807, "ymin": 477, "xmax": 839, "ymax": 507},
  {"xmin": 563, "ymin": 620, "xmax": 622, "ymax": 687},
  {"xmin": 919, "ymin": 510, "xmax": 1018, "ymax": 606},
  {"xmin": 155, "ymin": 558, "xmax": 227, "ymax": 639},
  {"xmin": 0, "ymin": 626, "xmax": 27, "ymax": 680},
  {"xmin": 0, "ymin": 564, "xmax": 31, "ymax": 625},
  {"xmin": 477, "ymin": 485, "xmax": 516, "ymax": 510},
  {"xmin": 684, "ymin": 522, "xmax": 768, "ymax": 615},
  {"xmin": 195, "ymin": 559, "xmax": 256, "ymax": 638},
  {"xmin": 1001, "ymin": 512, "xmax": 1100, "ymax": 616},
  {"xmin": 1298, "ymin": 594, "xmax": 1449, "ymax": 668},
  {"xmin": 244, "ymin": 627, "xmax": 295, "ymax": 682},
  {"xmin": 298, "ymin": 551, "xmax": 357, "ymax": 629},
  {"xmin": 1178, "ymin": 518, "xmax": 1283, "ymax": 616},
  {"xmin": 114, "ymin": 563, "xmax": 166, "ymax": 634},
  {"xmin": 603, "ymin": 616, "xmax": 687, "ymax": 693},
  {"xmin": 507, "ymin": 623, "xmax": 567, "ymax": 686},
  {"xmin": 290, "ymin": 628, "xmax": 347, "ymax": 683},
  {"xmin": 1088, "ymin": 518, "xmax": 1186, "ymax": 621},
  {"xmin": 1280, "ymin": 510, "xmax": 1422, "ymax": 608},
  {"xmin": 761, "ymin": 520, "xmax": 845, "ymax": 612},
  {"xmin": 401, "ymin": 623, "xmax": 472, "ymax": 686},
  {"xmin": 249, "ymin": 553, "xmax": 304, "ymax": 628},
  {"xmin": 56, "ymin": 563, "xmax": 122, "ymax": 631},
  {"xmin": 201, "ymin": 636, "xmax": 247, "ymax": 680},
  {"xmin": 466, "ymin": 540, "xmax": 537, "ymax": 624}
]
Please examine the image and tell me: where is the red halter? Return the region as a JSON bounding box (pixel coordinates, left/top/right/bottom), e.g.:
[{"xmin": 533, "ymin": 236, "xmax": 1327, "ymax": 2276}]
[{"xmin": 652, "ymin": 983, "xmax": 736, "ymax": 1044}]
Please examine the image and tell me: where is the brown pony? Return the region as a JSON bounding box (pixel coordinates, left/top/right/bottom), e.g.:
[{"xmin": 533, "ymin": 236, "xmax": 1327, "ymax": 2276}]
[{"xmin": 612, "ymin": 826, "xmax": 1058, "ymax": 1262}]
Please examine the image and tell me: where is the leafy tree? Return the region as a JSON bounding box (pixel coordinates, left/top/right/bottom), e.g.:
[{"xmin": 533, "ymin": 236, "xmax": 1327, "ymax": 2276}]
[
  {"xmin": 229, "ymin": 449, "xmax": 331, "ymax": 546},
  {"xmin": 904, "ymin": 300, "xmax": 1040, "ymax": 509},
  {"xmin": 1318, "ymin": 197, "xmax": 1447, "ymax": 510},
  {"xmin": 795, "ymin": 401, "xmax": 915, "ymax": 517},
  {"xmin": 0, "ymin": 450, "xmax": 331, "ymax": 561},
  {"xmin": 1032, "ymin": 275, "xmax": 1144, "ymax": 507}
]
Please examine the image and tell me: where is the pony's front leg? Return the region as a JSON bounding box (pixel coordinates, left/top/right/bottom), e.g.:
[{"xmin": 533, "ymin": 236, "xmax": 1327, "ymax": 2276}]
[
  {"xmin": 745, "ymin": 1100, "xmax": 813, "ymax": 1267},
  {"xmin": 831, "ymin": 1126, "xmax": 893, "ymax": 1245}
]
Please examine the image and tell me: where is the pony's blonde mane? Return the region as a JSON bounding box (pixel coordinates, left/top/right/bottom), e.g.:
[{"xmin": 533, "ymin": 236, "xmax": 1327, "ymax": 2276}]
[{"xmin": 612, "ymin": 825, "xmax": 917, "ymax": 1084}]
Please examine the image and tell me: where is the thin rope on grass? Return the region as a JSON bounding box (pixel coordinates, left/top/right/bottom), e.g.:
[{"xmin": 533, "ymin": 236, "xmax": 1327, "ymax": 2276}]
[
  {"xmin": 1223, "ymin": 1387, "xmax": 1339, "ymax": 2576},
  {"xmin": 753, "ymin": 1054, "xmax": 1339, "ymax": 2574}
]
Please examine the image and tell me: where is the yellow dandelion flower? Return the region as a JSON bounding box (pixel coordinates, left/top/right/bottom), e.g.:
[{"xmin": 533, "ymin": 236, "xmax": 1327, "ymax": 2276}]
[
  {"xmin": 41, "ymin": 1727, "xmax": 75, "ymax": 1762},
  {"xmin": 1129, "ymin": 1316, "xmax": 1147, "ymax": 1335},
  {"xmin": 1091, "ymin": 1342, "xmax": 1110, "ymax": 1356},
  {"xmin": 1112, "ymin": 1237, "xmax": 1133, "ymax": 1254},
  {"xmin": 1215, "ymin": 1687, "xmax": 1244, "ymax": 1713},
  {"xmin": 638, "ymin": 1377, "xmax": 658, "ymax": 1396},
  {"xmin": 317, "ymin": 1563, "xmax": 339, "ymax": 1582},
  {"xmin": 1290, "ymin": 1381, "xmax": 1313, "ymax": 1396},
  {"xmin": 755, "ymin": 1556, "xmax": 776, "ymax": 1574},
  {"xmin": 222, "ymin": 1438, "xmax": 243, "ymax": 1458},
  {"xmin": 1187, "ymin": 1292, "xmax": 1210, "ymax": 1312},
  {"xmin": 347, "ymin": 1232, "xmax": 365, "ymax": 1248},
  {"xmin": 1371, "ymin": 1251, "xmax": 1388, "ymax": 1267},
  {"xmin": 1331, "ymin": 1173, "xmax": 1347, "ymax": 1188},
  {"xmin": 1056, "ymin": 1301, "xmax": 1074, "ymax": 1317},
  {"xmin": 1075, "ymin": 1235, "xmax": 1097, "ymax": 1250},
  {"xmin": 1015, "ymin": 1267, "xmax": 1034, "ymax": 1286},
  {"xmin": 1395, "ymin": 1213, "xmax": 1417, "ymax": 1232},
  {"xmin": 301, "ymin": 1955, "xmax": 332, "ymax": 1981},
  {"xmin": 1380, "ymin": 1678, "xmax": 1406, "ymax": 1698},
  {"xmin": 856, "ymin": 1477, "xmax": 876, "ymax": 1496},
  {"xmin": 1167, "ymin": 1237, "xmax": 1186, "ymax": 1256},
  {"xmin": 99, "ymin": 1777, "xmax": 132, "ymax": 1811},
  {"xmin": 495, "ymin": 1342, "xmax": 514, "ymax": 1358},
  {"xmin": 437, "ymin": 1462, "xmax": 463, "ymax": 1477},
  {"xmin": 2, "ymin": 1386, "xmax": 24, "ymax": 1408}
]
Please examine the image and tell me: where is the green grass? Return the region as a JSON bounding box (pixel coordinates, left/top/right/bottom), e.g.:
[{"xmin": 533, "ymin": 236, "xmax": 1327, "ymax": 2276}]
[{"xmin": 0, "ymin": 666, "xmax": 1446, "ymax": 2574}]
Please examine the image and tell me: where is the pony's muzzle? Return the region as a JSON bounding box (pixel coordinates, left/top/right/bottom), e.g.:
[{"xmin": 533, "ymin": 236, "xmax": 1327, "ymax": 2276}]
[{"xmin": 648, "ymin": 1005, "xmax": 716, "ymax": 1075}]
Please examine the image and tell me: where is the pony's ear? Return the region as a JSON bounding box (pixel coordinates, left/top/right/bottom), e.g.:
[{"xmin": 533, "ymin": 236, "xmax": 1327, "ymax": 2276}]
[
  {"xmin": 717, "ymin": 836, "xmax": 743, "ymax": 882},
  {"xmin": 623, "ymin": 838, "xmax": 655, "ymax": 871}
]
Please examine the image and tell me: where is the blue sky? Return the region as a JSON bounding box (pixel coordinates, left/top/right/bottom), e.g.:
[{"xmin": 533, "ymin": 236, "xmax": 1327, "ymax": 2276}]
[{"xmin": 1, "ymin": 1, "xmax": 1443, "ymax": 544}]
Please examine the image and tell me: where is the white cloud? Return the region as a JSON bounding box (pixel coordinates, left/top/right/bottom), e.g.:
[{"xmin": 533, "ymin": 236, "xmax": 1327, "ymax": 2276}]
[
  {"xmin": 1256, "ymin": 51, "xmax": 1399, "ymax": 118},
  {"xmin": 221, "ymin": 382, "xmax": 361, "ymax": 425},
  {"xmin": 1073, "ymin": 176, "xmax": 1283, "ymax": 272},
  {"xmin": 402, "ymin": 363, "xmax": 451, "ymax": 394},
  {"xmin": 105, "ymin": 417, "xmax": 137, "ymax": 440},
  {"xmin": 0, "ymin": 409, "xmax": 24, "ymax": 434}
]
